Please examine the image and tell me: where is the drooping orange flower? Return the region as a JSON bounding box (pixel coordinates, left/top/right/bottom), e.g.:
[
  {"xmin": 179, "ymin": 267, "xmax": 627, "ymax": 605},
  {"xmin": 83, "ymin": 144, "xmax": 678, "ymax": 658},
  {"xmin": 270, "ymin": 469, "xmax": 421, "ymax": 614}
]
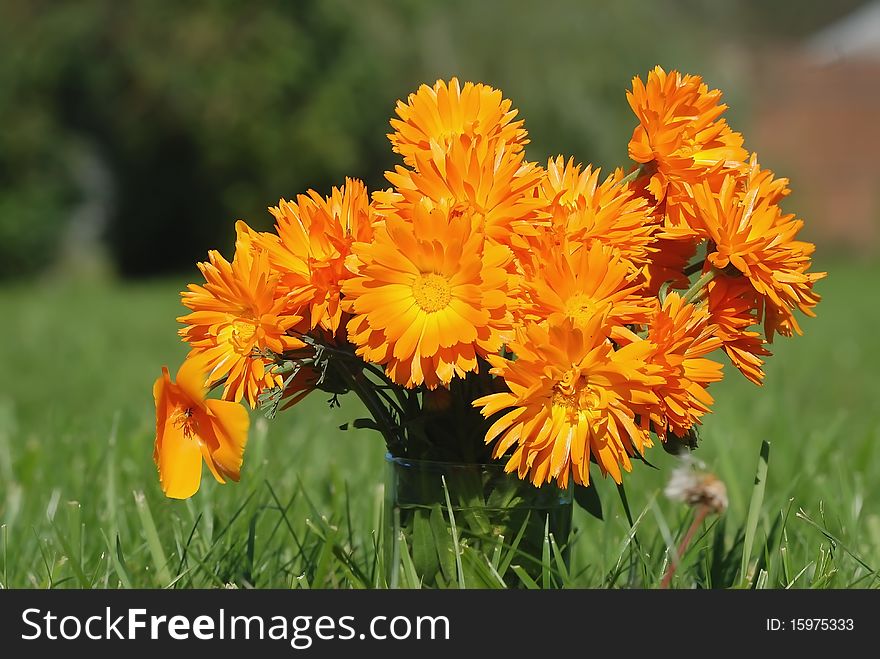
[
  {"xmin": 389, "ymin": 77, "xmax": 528, "ymax": 168},
  {"xmin": 178, "ymin": 223, "xmax": 304, "ymax": 407},
  {"xmin": 536, "ymin": 157, "xmax": 656, "ymax": 270},
  {"xmin": 694, "ymin": 172, "xmax": 826, "ymax": 341},
  {"xmin": 637, "ymin": 293, "xmax": 723, "ymax": 439},
  {"xmin": 342, "ymin": 203, "xmax": 516, "ymax": 389},
  {"xmin": 374, "ymin": 138, "xmax": 546, "ymax": 250},
  {"xmin": 153, "ymin": 357, "xmax": 250, "ymax": 499},
  {"xmin": 250, "ymin": 178, "xmax": 374, "ymax": 335},
  {"xmin": 627, "ymin": 66, "xmax": 748, "ymax": 204},
  {"xmin": 474, "ymin": 317, "xmax": 663, "ymax": 488},
  {"xmin": 519, "ymin": 240, "xmax": 654, "ymax": 335},
  {"xmin": 707, "ymin": 276, "xmax": 771, "ymax": 385}
]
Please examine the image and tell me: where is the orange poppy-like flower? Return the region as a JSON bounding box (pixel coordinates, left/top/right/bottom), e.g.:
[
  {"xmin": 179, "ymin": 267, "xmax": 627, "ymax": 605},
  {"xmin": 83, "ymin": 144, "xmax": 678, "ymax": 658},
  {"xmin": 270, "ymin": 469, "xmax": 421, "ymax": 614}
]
[
  {"xmin": 251, "ymin": 178, "xmax": 374, "ymax": 335},
  {"xmin": 342, "ymin": 203, "xmax": 516, "ymax": 389},
  {"xmin": 389, "ymin": 77, "xmax": 528, "ymax": 168},
  {"xmin": 520, "ymin": 240, "xmax": 654, "ymax": 334},
  {"xmin": 178, "ymin": 223, "xmax": 304, "ymax": 407},
  {"xmin": 707, "ymin": 276, "xmax": 771, "ymax": 385},
  {"xmin": 694, "ymin": 173, "xmax": 826, "ymax": 341},
  {"xmin": 639, "ymin": 293, "xmax": 723, "ymax": 438},
  {"xmin": 474, "ymin": 316, "xmax": 663, "ymax": 487},
  {"xmin": 627, "ymin": 66, "xmax": 748, "ymax": 204},
  {"xmin": 537, "ymin": 157, "xmax": 656, "ymax": 270},
  {"xmin": 153, "ymin": 357, "xmax": 250, "ymax": 499},
  {"xmin": 375, "ymin": 138, "xmax": 546, "ymax": 250}
]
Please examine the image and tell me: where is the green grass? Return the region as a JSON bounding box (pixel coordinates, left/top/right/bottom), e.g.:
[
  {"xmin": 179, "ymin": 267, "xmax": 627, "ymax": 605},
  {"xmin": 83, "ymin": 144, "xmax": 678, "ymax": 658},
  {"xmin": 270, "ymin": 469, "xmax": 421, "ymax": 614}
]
[{"xmin": 0, "ymin": 256, "xmax": 877, "ymax": 588}]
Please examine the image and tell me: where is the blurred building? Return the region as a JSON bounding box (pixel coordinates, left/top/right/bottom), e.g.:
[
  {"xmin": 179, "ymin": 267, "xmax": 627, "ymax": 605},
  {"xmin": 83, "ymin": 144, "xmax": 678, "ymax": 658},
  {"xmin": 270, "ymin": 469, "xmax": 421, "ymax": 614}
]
[{"xmin": 748, "ymin": 0, "xmax": 880, "ymax": 255}]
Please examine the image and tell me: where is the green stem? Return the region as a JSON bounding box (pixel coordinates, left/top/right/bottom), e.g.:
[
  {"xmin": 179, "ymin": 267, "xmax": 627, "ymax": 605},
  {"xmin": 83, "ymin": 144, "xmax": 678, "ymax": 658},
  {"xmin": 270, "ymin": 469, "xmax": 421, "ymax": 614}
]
[
  {"xmin": 363, "ymin": 362, "xmax": 410, "ymax": 410},
  {"xmin": 335, "ymin": 359, "xmax": 404, "ymax": 454},
  {"xmin": 683, "ymin": 259, "xmax": 704, "ymax": 277},
  {"xmin": 618, "ymin": 164, "xmax": 644, "ymax": 186},
  {"xmin": 660, "ymin": 504, "xmax": 710, "ymax": 589},
  {"xmin": 681, "ymin": 268, "xmax": 717, "ymax": 305},
  {"xmin": 286, "ymin": 332, "xmax": 409, "ymax": 415}
]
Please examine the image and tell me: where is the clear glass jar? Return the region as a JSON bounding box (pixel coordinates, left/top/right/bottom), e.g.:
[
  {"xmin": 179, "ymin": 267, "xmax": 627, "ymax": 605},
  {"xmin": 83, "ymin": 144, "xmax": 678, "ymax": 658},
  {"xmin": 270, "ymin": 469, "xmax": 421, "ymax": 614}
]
[{"xmin": 383, "ymin": 454, "xmax": 573, "ymax": 588}]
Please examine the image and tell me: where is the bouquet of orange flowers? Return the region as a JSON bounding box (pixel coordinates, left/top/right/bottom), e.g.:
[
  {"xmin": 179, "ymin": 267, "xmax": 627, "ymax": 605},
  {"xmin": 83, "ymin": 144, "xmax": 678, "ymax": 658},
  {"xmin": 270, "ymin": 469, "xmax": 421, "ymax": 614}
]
[{"xmin": 153, "ymin": 66, "xmax": 824, "ymax": 505}]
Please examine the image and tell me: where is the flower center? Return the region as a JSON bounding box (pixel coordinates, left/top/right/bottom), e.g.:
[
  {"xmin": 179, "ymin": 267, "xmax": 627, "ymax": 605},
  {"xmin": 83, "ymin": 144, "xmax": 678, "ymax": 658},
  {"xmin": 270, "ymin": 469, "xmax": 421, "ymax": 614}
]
[
  {"xmin": 231, "ymin": 318, "xmax": 257, "ymax": 350},
  {"xmin": 551, "ymin": 370, "xmax": 601, "ymax": 415},
  {"xmin": 171, "ymin": 406, "xmax": 199, "ymax": 440},
  {"xmin": 412, "ymin": 273, "xmax": 452, "ymax": 313},
  {"xmin": 552, "ymin": 369, "xmax": 584, "ymax": 411},
  {"xmin": 551, "ymin": 388, "xmax": 579, "ymax": 411},
  {"xmin": 564, "ymin": 293, "xmax": 607, "ymax": 323}
]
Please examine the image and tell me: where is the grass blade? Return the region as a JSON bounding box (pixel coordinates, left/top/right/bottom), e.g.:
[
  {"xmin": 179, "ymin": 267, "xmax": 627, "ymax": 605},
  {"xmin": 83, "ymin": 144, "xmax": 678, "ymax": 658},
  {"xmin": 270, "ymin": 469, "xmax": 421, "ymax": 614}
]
[
  {"xmin": 441, "ymin": 475, "xmax": 465, "ymax": 589},
  {"xmin": 796, "ymin": 507, "xmax": 879, "ymax": 583},
  {"xmin": 133, "ymin": 491, "xmax": 172, "ymax": 586},
  {"xmin": 397, "ymin": 534, "xmax": 421, "ymax": 588},
  {"xmin": 605, "ymin": 491, "xmax": 656, "ymax": 588},
  {"xmin": 541, "ymin": 516, "xmax": 551, "ymax": 588},
  {"xmin": 100, "ymin": 530, "xmax": 133, "ymax": 589},
  {"xmin": 497, "ymin": 510, "xmax": 530, "ymax": 577},
  {"xmin": 740, "ymin": 440, "xmax": 770, "ymax": 587},
  {"xmin": 510, "ymin": 564, "xmax": 540, "ymax": 589},
  {"xmin": 106, "ymin": 412, "xmax": 120, "ymax": 549},
  {"xmin": 1, "ymin": 524, "xmax": 7, "ymax": 588}
]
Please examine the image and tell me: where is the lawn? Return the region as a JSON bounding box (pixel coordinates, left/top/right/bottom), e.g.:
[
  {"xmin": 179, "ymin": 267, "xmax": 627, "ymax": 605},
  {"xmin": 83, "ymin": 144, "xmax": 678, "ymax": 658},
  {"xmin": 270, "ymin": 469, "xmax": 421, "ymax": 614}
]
[{"xmin": 0, "ymin": 256, "xmax": 877, "ymax": 588}]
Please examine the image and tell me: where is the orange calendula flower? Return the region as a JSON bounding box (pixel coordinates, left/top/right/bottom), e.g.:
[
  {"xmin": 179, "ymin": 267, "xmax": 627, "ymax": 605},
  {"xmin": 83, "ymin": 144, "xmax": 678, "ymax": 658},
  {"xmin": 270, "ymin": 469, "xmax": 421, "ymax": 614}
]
[
  {"xmin": 178, "ymin": 223, "xmax": 304, "ymax": 407},
  {"xmin": 474, "ymin": 317, "xmax": 663, "ymax": 488},
  {"xmin": 537, "ymin": 157, "xmax": 656, "ymax": 270},
  {"xmin": 639, "ymin": 293, "xmax": 723, "ymax": 439},
  {"xmin": 520, "ymin": 240, "xmax": 654, "ymax": 335},
  {"xmin": 153, "ymin": 357, "xmax": 250, "ymax": 499},
  {"xmin": 694, "ymin": 172, "xmax": 826, "ymax": 341},
  {"xmin": 389, "ymin": 77, "xmax": 528, "ymax": 168},
  {"xmin": 375, "ymin": 138, "xmax": 546, "ymax": 250},
  {"xmin": 707, "ymin": 276, "xmax": 771, "ymax": 386},
  {"xmin": 627, "ymin": 66, "xmax": 747, "ymax": 204},
  {"xmin": 342, "ymin": 204, "xmax": 516, "ymax": 389},
  {"xmin": 251, "ymin": 178, "xmax": 374, "ymax": 335}
]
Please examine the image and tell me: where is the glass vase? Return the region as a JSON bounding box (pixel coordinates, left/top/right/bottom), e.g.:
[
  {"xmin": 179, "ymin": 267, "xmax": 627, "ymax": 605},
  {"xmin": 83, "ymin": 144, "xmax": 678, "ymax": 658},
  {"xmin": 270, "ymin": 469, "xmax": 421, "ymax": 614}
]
[{"xmin": 383, "ymin": 454, "xmax": 573, "ymax": 588}]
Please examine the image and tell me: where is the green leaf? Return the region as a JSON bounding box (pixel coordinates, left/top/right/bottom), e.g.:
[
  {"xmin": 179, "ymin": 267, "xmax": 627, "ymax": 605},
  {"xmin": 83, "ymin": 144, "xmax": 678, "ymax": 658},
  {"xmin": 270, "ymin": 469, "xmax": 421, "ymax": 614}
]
[
  {"xmin": 353, "ymin": 418, "xmax": 383, "ymax": 432},
  {"xmin": 339, "ymin": 418, "xmax": 383, "ymax": 432},
  {"xmin": 616, "ymin": 482, "xmax": 635, "ymax": 528},
  {"xmin": 397, "ymin": 533, "xmax": 422, "ymax": 588},
  {"xmin": 429, "ymin": 505, "xmax": 455, "ymax": 583},
  {"xmin": 411, "ymin": 508, "xmax": 439, "ymax": 584},
  {"xmin": 574, "ymin": 482, "xmax": 603, "ymax": 520},
  {"xmin": 486, "ymin": 477, "xmax": 521, "ymax": 510}
]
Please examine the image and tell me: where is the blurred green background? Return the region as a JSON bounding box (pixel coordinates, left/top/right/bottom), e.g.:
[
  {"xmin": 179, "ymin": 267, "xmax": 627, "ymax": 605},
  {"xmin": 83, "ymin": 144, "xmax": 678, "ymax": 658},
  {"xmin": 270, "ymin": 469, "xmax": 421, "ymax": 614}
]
[
  {"xmin": 0, "ymin": 0, "xmax": 878, "ymax": 588},
  {"xmin": 1, "ymin": 0, "xmax": 873, "ymax": 279}
]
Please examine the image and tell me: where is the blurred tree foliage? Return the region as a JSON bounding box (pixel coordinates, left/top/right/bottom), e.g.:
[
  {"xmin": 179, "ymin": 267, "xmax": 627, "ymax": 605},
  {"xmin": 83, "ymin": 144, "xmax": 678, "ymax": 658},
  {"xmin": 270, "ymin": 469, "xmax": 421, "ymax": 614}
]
[{"xmin": 0, "ymin": 0, "xmax": 865, "ymax": 278}]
